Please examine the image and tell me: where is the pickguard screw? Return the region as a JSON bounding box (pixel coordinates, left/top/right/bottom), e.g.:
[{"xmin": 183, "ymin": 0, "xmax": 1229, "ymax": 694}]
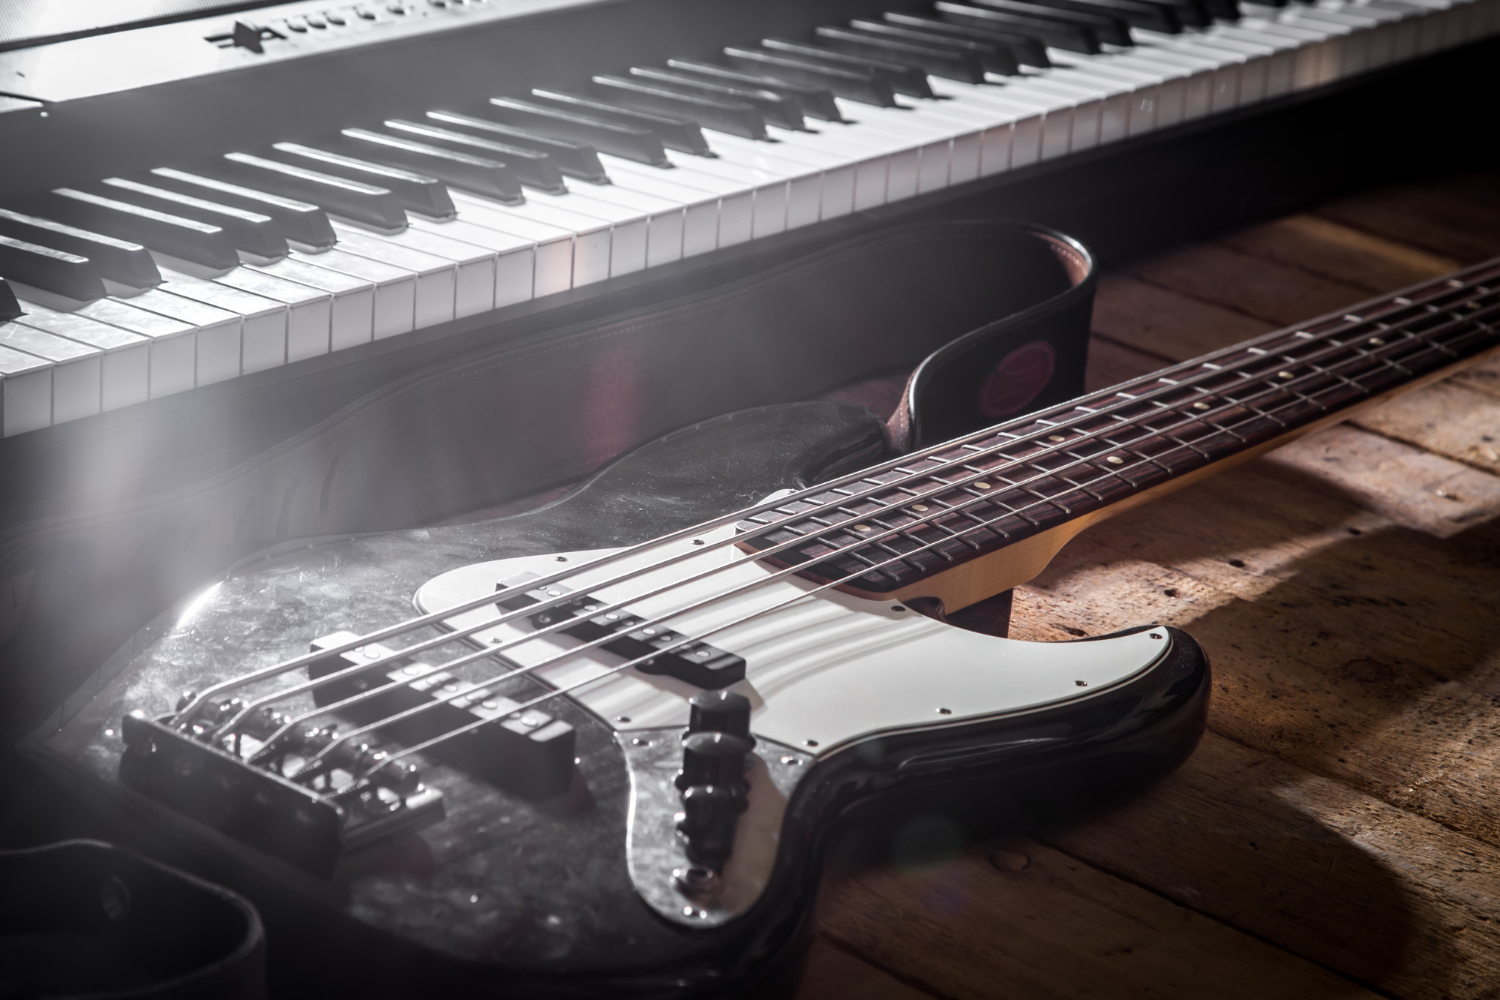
[
  {"xmin": 780, "ymin": 755, "xmax": 800, "ymax": 765},
  {"xmin": 1150, "ymin": 632, "xmax": 1163, "ymax": 640},
  {"xmin": 693, "ymin": 539, "xmax": 705, "ymax": 546},
  {"xmin": 804, "ymin": 739, "xmax": 819, "ymax": 748},
  {"xmin": 937, "ymin": 707, "xmax": 952, "ymax": 715},
  {"xmin": 555, "ymin": 556, "xmax": 567, "ymax": 562},
  {"xmin": 1075, "ymin": 680, "xmax": 1088, "ymax": 687}
]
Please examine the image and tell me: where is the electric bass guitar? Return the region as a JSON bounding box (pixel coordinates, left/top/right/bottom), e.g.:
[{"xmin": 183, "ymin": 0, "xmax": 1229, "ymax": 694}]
[{"xmin": 26, "ymin": 255, "xmax": 1500, "ymax": 998}]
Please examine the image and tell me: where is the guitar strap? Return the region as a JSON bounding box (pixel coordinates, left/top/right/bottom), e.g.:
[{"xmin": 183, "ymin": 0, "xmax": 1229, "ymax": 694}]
[{"xmin": 0, "ymin": 220, "xmax": 1095, "ymax": 732}]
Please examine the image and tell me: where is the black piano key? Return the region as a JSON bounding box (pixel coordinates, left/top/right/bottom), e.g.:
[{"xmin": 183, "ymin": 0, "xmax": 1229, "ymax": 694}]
[
  {"xmin": 628, "ymin": 67, "xmax": 806, "ymax": 131},
  {"xmin": 418, "ymin": 112, "xmax": 599, "ymax": 186},
  {"xmin": 42, "ymin": 189, "xmax": 240, "ymax": 270},
  {"xmin": 389, "ymin": 117, "xmax": 570, "ymax": 191},
  {"xmin": 1034, "ymin": 0, "xmax": 1181, "ymax": 32},
  {"xmin": 147, "ymin": 168, "xmax": 336, "ymax": 249},
  {"xmin": 665, "ymin": 60, "xmax": 844, "ymax": 122},
  {"xmin": 882, "ymin": 12, "xmax": 1051, "ymax": 68},
  {"xmin": 813, "ymin": 26, "xmax": 987, "ymax": 83},
  {"xmin": 970, "ymin": 0, "xmax": 1131, "ymax": 47},
  {"xmin": 1203, "ymin": 0, "xmax": 1240, "ymax": 18},
  {"xmin": 0, "ymin": 279, "xmax": 18, "ymax": 321},
  {"xmin": 935, "ymin": 2, "xmax": 1100, "ymax": 55},
  {"xmin": 269, "ymin": 143, "xmax": 455, "ymax": 219},
  {"xmin": 333, "ymin": 128, "xmax": 525, "ymax": 203},
  {"xmin": 218, "ymin": 152, "xmax": 408, "ymax": 230},
  {"xmin": 1152, "ymin": 0, "xmax": 1213, "ymax": 28},
  {"xmin": 761, "ymin": 39, "xmax": 935, "ymax": 99},
  {"xmin": 846, "ymin": 19, "xmax": 1022, "ymax": 76},
  {"xmin": 528, "ymin": 90, "xmax": 712, "ymax": 156},
  {"xmin": 0, "ymin": 208, "xmax": 161, "ymax": 288},
  {"xmin": 592, "ymin": 75, "xmax": 767, "ymax": 140},
  {"xmin": 0, "ymin": 234, "xmax": 105, "ymax": 301},
  {"xmin": 485, "ymin": 97, "xmax": 669, "ymax": 166},
  {"xmin": 99, "ymin": 177, "xmax": 289, "ymax": 259},
  {"xmin": 722, "ymin": 48, "xmax": 897, "ymax": 108}
]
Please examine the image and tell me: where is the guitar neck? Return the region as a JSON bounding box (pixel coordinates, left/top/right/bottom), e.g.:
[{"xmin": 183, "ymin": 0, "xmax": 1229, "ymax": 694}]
[{"xmin": 742, "ymin": 257, "xmax": 1500, "ymax": 612}]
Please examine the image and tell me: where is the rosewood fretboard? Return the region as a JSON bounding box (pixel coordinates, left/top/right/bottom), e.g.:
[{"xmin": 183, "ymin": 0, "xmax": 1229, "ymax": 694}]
[{"xmin": 739, "ymin": 258, "xmax": 1500, "ymax": 596}]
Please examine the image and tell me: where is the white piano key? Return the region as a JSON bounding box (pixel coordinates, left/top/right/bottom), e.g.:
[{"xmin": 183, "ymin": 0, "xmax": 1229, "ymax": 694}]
[
  {"xmin": 656, "ymin": 153, "xmax": 789, "ymax": 242},
  {"xmin": 324, "ymin": 229, "xmax": 458, "ymax": 331},
  {"xmin": 563, "ymin": 182, "xmax": 687, "ymax": 267},
  {"xmin": 0, "ymin": 321, "xmax": 101, "ymax": 424},
  {"xmin": 607, "ymin": 156, "xmax": 762, "ymax": 249},
  {"xmin": 0, "ymin": 342, "xmax": 51, "ymax": 436},
  {"xmin": 248, "ymin": 257, "xmax": 374, "ymax": 355},
  {"xmin": 427, "ymin": 202, "xmax": 574, "ymax": 296},
  {"xmin": 123, "ymin": 288, "xmax": 242, "ymax": 386},
  {"xmin": 213, "ymin": 267, "xmax": 333, "ymax": 364},
  {"xmin": 980, "ymin": 83, "xmax": 1075, "ymax": 162},
  {"xmin": 522, "ymin": 189, "xmax": 651, "ymax": 279},
  {"xmin": 1244, "ymin": 15, "xmax": 1344, "ymax": 86},
  {"xmin": 1287, "ymin": 7, "xmax": 1371, "ymax": 75},
  {"xmin": 10, "ymin": 308, "xmax": 149, "ymax": 411},
  {"xmin": 1102, "ymin": 51, "xmax": 1198, "ymax": 125},
  {"xmin": 1201, "ymin": 27, "xmax": 1301, "ymax": 98},
  {"xmin": 394, "ymin": 229, "xmax": 499, "ymax": 317},
  {"xmin": 286, "ymin": 248, "xmax": 417, "ymax": 342},
  {"xmin": 72, "ymin": 298, "xmax": 197, "ymax": 398},
  {"xmin": 1005, "ymin": 76, "xmax": 1103, "ymax": 152},
  {"xmin": 408, "ymin": 217, "xmax": 540, "ymax": 307},
  {"xmin": 1050, "ymin": 54, "xmax": 1167, "ymax": 135},
  {"xmin": 593, "ymin": 167, "xmax": 722, "ymax": 257},
  {"xmin": 455, "ymin": 192, "xmax": 613, "ymax": 286},
  {"xmin": 703, "ymin": 132, "xmax": 846, "ymax": 225},
  {"xmin": 156, "ymin": 268, "xmax": 288, "ymax": 376},
  {"xmin": 1138, "ymin": 36, "xmax": 1264, "ymax": 109}
]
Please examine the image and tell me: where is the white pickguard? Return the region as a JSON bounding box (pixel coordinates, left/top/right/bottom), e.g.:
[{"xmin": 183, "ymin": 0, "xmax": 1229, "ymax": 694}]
[
  {"xmin": 414, "ymin": 524, "xmax": 1168, "ymax": 755},
  {"xmin": 415, "ymin": 522, "xmax": 1170, "ymax": 927}
]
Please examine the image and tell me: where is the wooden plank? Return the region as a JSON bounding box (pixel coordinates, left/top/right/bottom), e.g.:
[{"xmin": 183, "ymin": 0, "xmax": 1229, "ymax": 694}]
[
  {"xmin": 1042, "ymin": 732, "xmax": 1500, "ymax": 1000},
  {"xmin": 1083, "ymin": 333, "xmax": 1165, "ymax": 392},
  {"xmin": 1261, "ymin": 423, "xmax": 1500, "ymax": 537},
  {"xmin": 1314, "ymin": 176, "xmax": 1500, "ymax": 263},
  {"xmin": 1352, "ymin": 380, "xmax": 1500, "ymax": 475},
  {"xmin": 1452, "ymin": 353, "xmax": 1500, "ymax": 400},
  {"xmin": 816, "ymin": 832, "xmax": 1379, "ymax": 999},
  {"xmin": 1216, "ymin": 214, "xmax": 1461, "ymax": 294},
  {"xmin": 1111, "ymin": 242, "xmax": 1370, "ymax": 327},
  {"xmin": 1091, "ymin": 272, "xmax": 1272, "ymax": 361},
  {"xmin": 791, "ymin": 939, "xmax": 938, "ymax": 1000},
  {"xmin": 1013, "ymin": 458, "xmax": 1500, "ymax": 848}
]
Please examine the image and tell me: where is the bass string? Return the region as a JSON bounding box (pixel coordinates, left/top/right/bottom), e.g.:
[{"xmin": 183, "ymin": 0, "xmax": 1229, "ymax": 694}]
[
  {"xmin": 191, "ymin": 263, "xmax": 1500, "ymax": 731},
  {"xmin": 215, "ymin": 274, "xmax": 1500, "ymax": 749},
  {"xmin": 297, "ymin": 329, "xmax": 1471, "ymax": 779},
  {"xmin": 240, "ymin": 308, "xmax": 1461, "ymax": 756}
]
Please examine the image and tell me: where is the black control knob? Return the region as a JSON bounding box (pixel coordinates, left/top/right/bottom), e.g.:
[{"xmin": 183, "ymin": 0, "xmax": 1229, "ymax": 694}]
[
  {"xmin": 687, "ymin": 690, "xmax": 754, "ymax": 745},
  {"xmin": 676, "ymin": 785, "xmax": 745, "ymax": 866},
  {"xmin": 675, "ymin": 731, "xmax": 750, "ymax": 791}
]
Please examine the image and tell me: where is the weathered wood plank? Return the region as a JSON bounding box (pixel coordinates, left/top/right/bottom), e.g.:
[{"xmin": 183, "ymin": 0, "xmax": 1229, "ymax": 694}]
[
  {"xmin": 1042, "ymin": 731, "xmax": 1500, "ymax": 1000},
  {"xmin": 1352, "ymin": 379, "xmax": 1500, "ymax": 475},
  {"xmin": 791, "ymin": 939, "xmax": 938, "ymax": 1000},
  {"xmin": 1215, "ymin": 214, "xmax": 1461, "ymax": 294},
  {"xmin": 1013, "ymin": 458, "xmax": 1500, "ymax": 846},
  {"xmin": 1091, "ymin": 272, "xmax": 1272, "ymax": 361},
  {"xmin": 1083, "ymin": 334, "xmax": 1166, "ymax": 392},
  {"xmin": 817, "ymin": 830, "xmax": 1380, "ymax": 999},
  {"xmin": 1262, "ymin": 423, "xmax": 1500, "ymax": 537},
  {"xmin": 1314, "ymin": 177, "xmax": 1500, "ymax": 263},
  {"xmin": 1452, "ymin": 353, "xmax": 1500, "ymax": 400},
  {"xmin": 1112, "ymin": 242, "xmax": 1370, "ymax": 328}
]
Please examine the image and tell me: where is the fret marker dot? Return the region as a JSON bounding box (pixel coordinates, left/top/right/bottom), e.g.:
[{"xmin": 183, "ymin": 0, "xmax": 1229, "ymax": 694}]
[
  {"xmin": 1048, "ymin": 435, "xmax": 1065, "ymax": 442},
  {"xmin": 1277, "ymin": 371, "xmax": 1294, "ymax": 379},
  {"xmin": 1192, "ymin": 402, "xmax": 1210, "ymax": 411},
  {"xmin": 1369, "ymin": 337, "xmax": 1385, "ymax": 345},
  {"xmin": 853, "ymin": 524, "xmax": 871, "ymax": 532},
  {"xmin": 975, "ymin": 481, "xmax": 991, "ymax": 489},
  {"xmin": 1106, "ymin": 456, "xmax": 1125, "ymax": 465},
  {"xmin": 911, "ymin": 504, "xmax": 929, "ymax": 512}
]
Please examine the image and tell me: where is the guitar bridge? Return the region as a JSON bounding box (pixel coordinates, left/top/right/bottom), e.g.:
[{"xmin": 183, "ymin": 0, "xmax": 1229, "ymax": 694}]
[{"xmin": 119, "ymin": 705, "xmax": 443, "ymax": 876}]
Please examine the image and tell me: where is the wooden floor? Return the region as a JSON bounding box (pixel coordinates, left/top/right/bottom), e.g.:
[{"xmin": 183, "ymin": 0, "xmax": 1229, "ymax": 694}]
[{"xmin": 792, "ymin": 173, "xmax": 1500, "ymax": 1000}]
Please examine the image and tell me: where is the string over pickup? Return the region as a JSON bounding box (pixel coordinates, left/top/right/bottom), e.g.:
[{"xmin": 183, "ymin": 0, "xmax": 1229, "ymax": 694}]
[
  {"xmin": 496, "ymin": 576, "xmax": 746, "ymax": 689},
  {"xmin": 309, "ymin": 631, "xmax": 576, "ymax": 800}
]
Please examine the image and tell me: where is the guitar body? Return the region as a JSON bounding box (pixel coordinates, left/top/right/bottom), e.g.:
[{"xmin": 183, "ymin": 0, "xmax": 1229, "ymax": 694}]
[{"xmin": 26, "ymin": 400, "xmax": 1210, "ymax": 999}]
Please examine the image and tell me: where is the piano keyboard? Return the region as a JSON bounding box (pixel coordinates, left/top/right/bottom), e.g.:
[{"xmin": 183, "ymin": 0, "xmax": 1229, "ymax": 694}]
[{"xmin": 0, "ymin": 0, "xmax": 1494, "ymax": 437}]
